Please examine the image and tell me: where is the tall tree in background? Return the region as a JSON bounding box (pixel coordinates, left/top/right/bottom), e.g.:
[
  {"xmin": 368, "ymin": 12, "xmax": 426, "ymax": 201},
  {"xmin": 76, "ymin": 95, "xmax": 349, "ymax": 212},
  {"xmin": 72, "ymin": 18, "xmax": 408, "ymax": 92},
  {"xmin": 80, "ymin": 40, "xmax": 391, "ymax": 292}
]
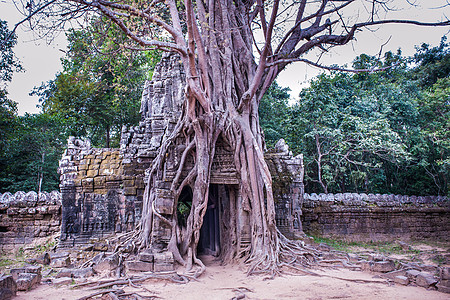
[
  {"xmin": 12, "ymin": 0, "xmax": 450, "ymax": 275},
  {"xmin": 33, "ymin": 18, "xmax": 159, "ymax": 147}
]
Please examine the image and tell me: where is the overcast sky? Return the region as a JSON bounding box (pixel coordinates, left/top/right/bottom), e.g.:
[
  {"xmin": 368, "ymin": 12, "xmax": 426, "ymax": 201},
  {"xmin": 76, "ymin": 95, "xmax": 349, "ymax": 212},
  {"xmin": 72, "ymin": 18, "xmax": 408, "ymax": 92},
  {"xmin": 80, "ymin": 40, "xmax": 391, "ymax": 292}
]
[{"xmin": 1, "ymin": 1, "xmax": 449, "ymax": 115}]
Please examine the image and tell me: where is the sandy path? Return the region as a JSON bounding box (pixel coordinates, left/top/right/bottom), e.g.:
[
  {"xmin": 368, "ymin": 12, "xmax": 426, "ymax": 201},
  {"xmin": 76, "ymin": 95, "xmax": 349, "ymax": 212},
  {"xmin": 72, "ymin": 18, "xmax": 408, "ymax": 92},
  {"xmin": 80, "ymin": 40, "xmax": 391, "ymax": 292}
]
[{"xmin": 15, "ymin": 258, "xmax": 448, "ymax": 300}]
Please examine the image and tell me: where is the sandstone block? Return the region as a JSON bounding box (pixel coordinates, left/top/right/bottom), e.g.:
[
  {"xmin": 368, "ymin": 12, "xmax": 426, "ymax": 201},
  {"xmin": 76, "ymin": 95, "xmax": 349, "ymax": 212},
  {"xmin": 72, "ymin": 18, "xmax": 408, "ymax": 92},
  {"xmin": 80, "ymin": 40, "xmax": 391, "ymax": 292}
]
[
  {"xmin": 93, "ymin": 254, "xmax": 119, "ymax": 274},
  {"xmin": 50, "ymin": 257, "xmax": 71, "ymax": 268},
  {"xmin": 138, "ymin": 252, "xmax": 154, "ymax": 263},
  {"xmin": 126, "ymin": 261, "xmax": 153, "ymax": 272},
  {"xmin": 394, "ymin": 276, "xmax": 409, "ymax": 285},
  {"xmin": 56, "ymin": 267, "xmax": 94, "ymax": 278},
  {"xmin": 0, "ymin": 275, "xmax": 17, "ymax": 299},
  {"xmin": 441, "ymin": 267, "xmax": 450, "ymax": 280},
  {"xmin": 16, "ymin": 273, "xmax": 39, "ymax": 291},
  {"xmin": 93, "ymin": 242, "xmax": 108, "ymax": 252},
  {"xmin": 415, "ymin": 272, "xmax": 438, "ymax": 288},
  {"xmin": 371, "ymin": 261, "xmax": 395, "ymax": 273},
  {"xmin": 10, "ymin": 265, "xmax": 41, "ymax": 281},
  {"xmin": 406, "ymin": 269, "xmax": 421, "ymax": 281},
  {"xmin": 51, "ymin": 277, "xmax": 72, "ymax": 286}
]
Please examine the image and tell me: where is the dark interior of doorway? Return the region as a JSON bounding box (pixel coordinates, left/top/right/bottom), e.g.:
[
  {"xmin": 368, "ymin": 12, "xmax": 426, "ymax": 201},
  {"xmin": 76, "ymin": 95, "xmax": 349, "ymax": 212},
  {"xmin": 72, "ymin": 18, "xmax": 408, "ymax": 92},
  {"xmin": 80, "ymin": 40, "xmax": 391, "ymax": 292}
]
[{"xmin": 198, "ymin": 184, "xmax": 227, "ymax": 256}]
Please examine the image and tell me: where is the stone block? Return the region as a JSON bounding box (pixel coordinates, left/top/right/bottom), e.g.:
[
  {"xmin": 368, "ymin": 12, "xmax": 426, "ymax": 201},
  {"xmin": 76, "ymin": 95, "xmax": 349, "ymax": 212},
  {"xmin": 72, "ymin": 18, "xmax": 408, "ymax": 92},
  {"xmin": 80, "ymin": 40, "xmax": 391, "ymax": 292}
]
[
  {"xmin": 93, "ymin": 254, "xmax": 119, "ymax": 274},
  {"xmin": 50, "ymin": 257, "xmax": 71, "ymax": 268},
  {"xmin": 10, "ymin": 265, "xmax": 41, "ymax": 281},
  {"xmin": 381, "ymin": 270, "xmax": 406, "ymax": 280},
  {"xmin": 406, "ymin": 269, "xmax": 421, "ymax": 281},
  {"xmin": 371, "ymin": 261, "xmax": 395, "ymax": 273},
  {"xmin": 138, "ymin": 251, "xmax": 154, "ymax": 263},
  {"xmin": 51, "ymin": 277, "xmax": 73, "ymax": 286},
  {"xmin": 56, "ymin": 267, "xmax": 94, "ymax": 278},
  {"xmin": 16, "ymin": 273, "xmax": 40, "ymax": 291},
  {"xmin": 0, "ymin": 275, "xmax": 17, "ymax": 299},
  {"xmin": 86, "ymin": 170, "xmax": 99, "ymax": 177},
  {"xmin": 36, "ymin": 252, "xmax": 50, "ymax": 265},
  {"xmin": 124, "ymin": 187, "xmax": 137, "ymax": 196},
  {"xmin": 394, "ymin": 276, "xmax": 409, "ymax": 285},
  {"xmin": 415, "ymin": 272, "xmax": 438, "ymax": 288},
  {"xmin": 441, "ymin": 267, "xmax": 450, "ymax": 280},
  {"xmin": 153, "ymin": 252, "xmax": 174, "ymax": 272},
  {"xmin": 126, "ymin": 261, "xmax": 153, "ymax": 272},
  {"xmin": 93, "ymin": 242, "xmax": 108, "ymax": 252}
]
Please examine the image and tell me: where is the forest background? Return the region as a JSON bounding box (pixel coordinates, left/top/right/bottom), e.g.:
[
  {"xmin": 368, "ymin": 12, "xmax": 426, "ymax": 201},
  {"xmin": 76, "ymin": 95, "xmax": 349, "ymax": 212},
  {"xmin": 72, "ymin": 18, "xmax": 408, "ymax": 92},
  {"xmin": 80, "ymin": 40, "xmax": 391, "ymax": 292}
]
[{"xmin": 0, "ymin": 18, "xmax": 448, "ymax": 196}]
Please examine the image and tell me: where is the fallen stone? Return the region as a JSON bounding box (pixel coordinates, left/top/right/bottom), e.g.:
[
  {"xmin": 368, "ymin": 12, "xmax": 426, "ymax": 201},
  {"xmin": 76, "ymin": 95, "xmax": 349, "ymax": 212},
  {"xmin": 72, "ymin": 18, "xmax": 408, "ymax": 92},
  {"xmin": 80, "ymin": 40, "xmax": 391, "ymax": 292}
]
[
  {"xmin": 381, "ymin": 269, "xmax": 407, "ymax": 280},
  {"xmin": 56, "ymin": 268, "xmax": 94, "ymax": 279},
  {"xmin": 82, "ymin": 245, "xmax": 93, "ymax": 251},
  {"xmin": 418, "ymin": 264, "xmax": 437, "ymax": 273},
  {"xmin": 139, "ymin": 251, "xmax": 154, "ymax": 263},
  {"xmin": 51, "ymin": 277, "xmax": 73, "ymax": 286},
  {"xmin": 36, "ymin": 252, "xmax": 51, "ymax": 265},
  {"xmin": 406, "ymin": 269, "xmax": 421, "ymax": 281},
  {"xmin": 25, "ymin": 258, "xmax": 36, "ymax": 264},
  {"xmin": 93, "ymin": 254, "xmax": 119, "ymax": 274},
  {"xmin": 0, "ymin": 274, "xmax": 17, "ymax": 300},
  {"xmin": 317, "ymin": 243, "xmax": 331, "ymax": 251},
  {"xmin": 441, "ymin": 267, "xmax": 450, "ymax": 280},
  {"xmin": 50, "ymin": 257, "xmax": 71, "ymax": 268},
  {"xmin": 16, "ymin": 273, "xmax": 39, "ymax": 291},
  {"xmin": 10, "ymin": 265, "xmax": 41, "ymax": 281},
  {"xmin": 93, "ymin": 242, "xmax": 108, "ymax": 252},
  {"xmin": 436, "ymin": 281, "xmax": 450, "ymax": 294},
  {"xmin": 371, "ymin": 261, "xmax": 395, "ymax": 273},
  {"xmin": 347, "ymin": 253, "xmax": 360, "ymax": 263},
  {"xmin": 50, "ymin": 252, "xmax": 69, "ymax": 260},
  {"xmin": 360, "ymin": 260, "xmax": 372, "ymax": 271},
  {"xmin": 91, "ymin": 253, "xmax": 105, "ymax": 266},
  {"xmin": 415, "ymin": 272, "xmax": 438, "ymax": 288},
  {"xmin": 397, "ymin": 241, "xmax": 410, "ymax": 250},
  {"xmin": 394, "ymin": 276, "xmax": 409, "ymax": 285},
  {"xmin": 126, "ymin": 261, "xmax": 153, "ymax": 272},
  {"xmin": 368, "ymin": 254, "xmax": 385, "ymax": 262}
]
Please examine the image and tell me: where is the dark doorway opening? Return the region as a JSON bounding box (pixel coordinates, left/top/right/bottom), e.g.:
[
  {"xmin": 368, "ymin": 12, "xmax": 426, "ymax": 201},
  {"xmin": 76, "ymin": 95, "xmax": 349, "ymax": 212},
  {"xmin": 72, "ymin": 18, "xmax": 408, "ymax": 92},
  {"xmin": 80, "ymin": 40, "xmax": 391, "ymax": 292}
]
[{"xmin": 198, "ymin": 184, "xmax": 227, "ymax": 256}]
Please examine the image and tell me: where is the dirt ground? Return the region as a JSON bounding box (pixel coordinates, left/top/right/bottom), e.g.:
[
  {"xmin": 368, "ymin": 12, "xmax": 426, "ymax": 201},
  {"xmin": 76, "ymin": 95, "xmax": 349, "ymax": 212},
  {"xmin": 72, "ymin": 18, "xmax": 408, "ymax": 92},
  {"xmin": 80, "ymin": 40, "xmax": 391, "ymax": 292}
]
[
  {"xmin": 13, "ymin": 256, "xmax": 448, "ymax": 300},
  {"xmin": 3, "ymin": 238, "xmax": 449, "ymax": 300}
]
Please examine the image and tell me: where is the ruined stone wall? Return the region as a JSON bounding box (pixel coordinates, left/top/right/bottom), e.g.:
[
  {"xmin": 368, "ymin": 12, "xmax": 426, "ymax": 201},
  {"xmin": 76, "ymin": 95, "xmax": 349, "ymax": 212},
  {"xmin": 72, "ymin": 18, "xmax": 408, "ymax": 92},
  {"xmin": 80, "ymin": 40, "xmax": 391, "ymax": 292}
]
[
  {"xmin": 58, "ymin": 137, "xmax": 146, "ymax": 246},
  {"xmin": 301, "ymin": 193, "xmax": 450, "ymax": 241},
  {"xmin": 0, "ymin": 191, "xmax": 61, "ymax": 249}
]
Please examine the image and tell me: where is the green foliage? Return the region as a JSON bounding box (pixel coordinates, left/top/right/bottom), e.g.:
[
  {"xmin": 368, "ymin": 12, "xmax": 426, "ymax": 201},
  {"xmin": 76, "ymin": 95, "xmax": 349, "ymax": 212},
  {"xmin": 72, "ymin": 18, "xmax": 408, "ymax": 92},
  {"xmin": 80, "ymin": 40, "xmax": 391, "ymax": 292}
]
[
  {"xmin": 0, "ymin": 19, "xmax": 23, "ymax": 84},
  {"xmin": 33, "ymin": 17, "xmax": 160, "ymax": 147},
  {"xmin": 259, "ymin": 82, "xmax": 291, "ymax": 148},
  {"xmin": 0, "ymin": 113, "xmax": 67, "ymax": 193},
  {"xmin": 260, "ymin": 38, "xmax": 449, "ymax": 195}
]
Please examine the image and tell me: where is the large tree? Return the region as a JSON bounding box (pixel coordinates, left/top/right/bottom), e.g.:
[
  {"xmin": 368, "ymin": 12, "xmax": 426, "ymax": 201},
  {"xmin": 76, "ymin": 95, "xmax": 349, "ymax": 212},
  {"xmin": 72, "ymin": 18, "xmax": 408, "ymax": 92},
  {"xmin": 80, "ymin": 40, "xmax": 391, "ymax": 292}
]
[{"xmin": 11, "ymin": 0, "xmax": 449, "ymax": 275}]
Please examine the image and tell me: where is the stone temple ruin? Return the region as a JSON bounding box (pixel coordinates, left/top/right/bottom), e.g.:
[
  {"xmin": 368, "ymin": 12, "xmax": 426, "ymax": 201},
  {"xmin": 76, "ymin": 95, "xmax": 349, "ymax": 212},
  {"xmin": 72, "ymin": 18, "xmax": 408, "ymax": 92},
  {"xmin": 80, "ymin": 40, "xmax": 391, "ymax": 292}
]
[{"xmin": 58, "ymin": 54, "xmax": 304, "ymax": 261}]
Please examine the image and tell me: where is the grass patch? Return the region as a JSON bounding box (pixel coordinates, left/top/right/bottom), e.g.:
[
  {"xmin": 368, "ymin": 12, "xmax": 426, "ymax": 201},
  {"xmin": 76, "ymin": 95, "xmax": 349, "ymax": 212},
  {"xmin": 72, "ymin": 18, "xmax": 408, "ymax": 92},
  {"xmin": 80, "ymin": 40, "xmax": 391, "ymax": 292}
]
[{"xmin": 310, "ymin": 235, "xmax": 422, "ymax": 255}]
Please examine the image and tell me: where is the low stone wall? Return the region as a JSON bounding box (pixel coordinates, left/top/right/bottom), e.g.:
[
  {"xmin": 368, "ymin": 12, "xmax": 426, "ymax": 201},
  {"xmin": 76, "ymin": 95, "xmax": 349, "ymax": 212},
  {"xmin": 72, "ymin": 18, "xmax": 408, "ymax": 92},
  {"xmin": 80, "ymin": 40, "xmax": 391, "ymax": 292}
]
[
  {"xmin": 301, "ymin": 193, "xmax": 450, "ymax": 241},
  {"xmin": 0, "ymin": 191, "xmax": 62, "ymax": 250}
]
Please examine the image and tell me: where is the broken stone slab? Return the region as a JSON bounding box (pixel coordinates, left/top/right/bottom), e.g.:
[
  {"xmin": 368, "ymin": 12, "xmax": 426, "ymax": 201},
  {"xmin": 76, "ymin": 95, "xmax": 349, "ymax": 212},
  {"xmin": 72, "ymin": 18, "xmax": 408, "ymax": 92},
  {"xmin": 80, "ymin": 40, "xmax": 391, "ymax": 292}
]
[
  {"xmin": 347, "ymin": 253, "xmax": 360, "ymax": 263},
  {"xmin": 56, "ymin": 267, "xmax": 94, "ymax": 279},
  {"xmin": 406, "ymin": 269, "xmax": 421, "ymax": 282},
  {"xmin": 138, "ymin": 251, "xmax": 154, "ymax": 263},
  {"xmin": 381, "ymin": 269, "xmax": 407, "ymax": 280},
  {"xmin": 126, "ymin": 261, "xmax": 154, "ymax": 272},
  {"xmin": 394, "ymin": 276, "xmax": 409, "ymax": 285},
  {"xmin": 436, "ymin": 280, "xmax": 450, "ymax": 294},
  {"xmin": 50, "ymin": 252, "xmax": 69, "ymax": 260},
  {"xmin": 415, "ymin": 272, "xmax": 438, "ymax": 288},
  {"xmin": 368, "ymin": 254, "xmax": 386, "ymax": 262},
  {"xmin": 10, "ymin": 265, "xmax": 41, "ymax": 281},
  {"xmin": 371, "ymin": 261, "xmax": 396, "ymax": 273},
  {"xmin": 16, "ymin": 273, "xmax": 40, "ymax": 291},
  {"xmin": 50, "ymin": 256, "xmax": 71, "ymax": 268},
  {"xmin": 51, "ymin": 277, "xmax": 73, "ymax": 286},
  {"xmin": 441, "ymin": 267, "xmax": 450, "ymax": 280},
  {"xmin": 93, "ymin": 242, "xmax": 109, "ymax": 252},
  {"xmin": 0, "ymin": 274, "xmax": 17, "ymax": 300},
  {"xmin": 36, "ymin": 252, "xmax": 51, "ymax": 265},
  {"xmin": 93, "ymin": 254, "xmax": 119, "ymax": 274}
]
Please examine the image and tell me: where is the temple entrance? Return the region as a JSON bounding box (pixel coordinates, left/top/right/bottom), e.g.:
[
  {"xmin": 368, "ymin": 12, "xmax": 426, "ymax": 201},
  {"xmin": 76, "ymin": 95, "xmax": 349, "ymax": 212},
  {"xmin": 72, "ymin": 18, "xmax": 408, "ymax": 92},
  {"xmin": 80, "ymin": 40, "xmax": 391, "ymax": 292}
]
[{"xmin": 198, "ymin": 184, "xmax": 228, "ymax": 256}]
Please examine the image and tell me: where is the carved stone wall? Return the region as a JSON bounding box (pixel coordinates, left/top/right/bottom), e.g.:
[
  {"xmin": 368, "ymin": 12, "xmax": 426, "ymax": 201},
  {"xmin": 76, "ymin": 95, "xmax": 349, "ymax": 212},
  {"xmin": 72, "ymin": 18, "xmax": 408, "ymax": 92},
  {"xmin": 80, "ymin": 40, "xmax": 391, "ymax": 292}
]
[
  {"xmin": 302, "ymin": 193, "xmax": 450, "ymax": 241},
  {"xmin": 0, "ymin": 191, "xmax": 61, "ymax": 249}
]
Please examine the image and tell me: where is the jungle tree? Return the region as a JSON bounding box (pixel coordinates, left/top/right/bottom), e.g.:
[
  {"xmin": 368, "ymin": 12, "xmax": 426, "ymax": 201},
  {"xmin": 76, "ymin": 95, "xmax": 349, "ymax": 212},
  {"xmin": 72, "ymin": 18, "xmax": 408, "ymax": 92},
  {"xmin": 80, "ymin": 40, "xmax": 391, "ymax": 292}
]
[{"xmin": 9, "ymin": 0, "xmax": 449, "ymax": 276}]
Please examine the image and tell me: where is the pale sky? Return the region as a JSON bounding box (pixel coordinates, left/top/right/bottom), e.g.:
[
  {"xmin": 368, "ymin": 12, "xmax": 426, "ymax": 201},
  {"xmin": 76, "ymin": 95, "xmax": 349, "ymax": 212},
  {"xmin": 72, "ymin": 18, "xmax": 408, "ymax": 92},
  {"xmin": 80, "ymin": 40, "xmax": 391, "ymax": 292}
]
[{"xmin": 1, "ymin": 1, "xmax": 449, "ymax": 115}]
